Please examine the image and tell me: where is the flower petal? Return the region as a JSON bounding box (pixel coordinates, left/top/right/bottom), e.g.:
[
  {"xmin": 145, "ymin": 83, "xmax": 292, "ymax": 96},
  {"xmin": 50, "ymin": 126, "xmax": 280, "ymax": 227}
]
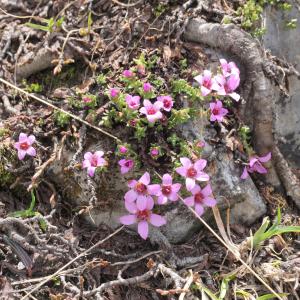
[
  {"xmin": 202, "ymin": 184, "xmax": 212, "ymax": 197},
  {"xmin": 184, "ymin": 196, "xmax": 195, "ymax": 207},
  {"xmin": 171, "ymin": 183, "xmax": 181, "ymax": 193},
  {"xmin": 175, "ymin": 166, "xmax": 187, "ymax": 177},
  {"xmin": 95, "ymin": 151, "xmax": 104, "ymax": 158},
  {"xmin": 120, "ymin": 214, "xmax": 137, "ymax": 225},
  {"xmin": 168, "ymin": 192, "xmax": 178, "ymax": 202},
  {"xmin": 204, "ymin": 197, "xmax": 217, "ymax": 207},
  {"xmin": 27, "ymin": 135, "xmax": 35, "ymax": 145},
  {"xmin": 26, "ymin": 147, "xmax": 36, "ymax": 157},
  {"xmin": 19, "ymin": 133, "xmax": 28, "ymax": 142},
  {"xmin": 240, "ymin": 167, "xmax": 249, "ymax": 179},
  {"xmin": 149, "ymin": 214, "xmax": 166, "ymax": 227},
  {"xmin": 138, "ymin": 221, "xmax": 149, "ymax": 240},
  {"xmin": 195, "ymin": 171, "xmax": 210, "ymax": 182},
  {"xmin": 180, "ymin": 157, "xmax": 192, "ymax": 168},
  {"xmin": 136, "ymin": 195, "xmax": 148, "ymax": 210},
  {"xmin": 128, "ymin": 180, "xmax": 137, "ymax": 188},
  {"xmin": 162, "ymin": 174, "xmax": 172, "ymax": 185},
  {"xmin": 147, "ymin": 184, "xmax": 160, "ymax": 196},
  {"xmin": 258, "ymin": 152, "xmax": 271, "ymax": 163},
  {"xmin": 194, "ymin": 159, "xmax": 207, "ymax": 171},
  {"xmin": 18, "ymin": 150, "xmax": 26, "ymax": 160},
  {"xmin": 186, "ymin": 177, "xmax": 195, "ymax": 191},
  {"xmin": 88, "ymin": 166, "xmax": 96, "ymax": 177},
  {"xmin": 124, "ymin": 189, "xmax": 137, "ymax": 203},
  {"xmin": 84, "ymin": 152, "xmax": 93, "ymax": 160},
  {"xmin": 125, "ymin": 201, "xmax": 137, "ymax": 213},
  {"xmin": 146, "ymin": 196, "xmax": 154, "ymax": 210},
  {"xmin": 139, "ymin": 172, "xmax": 150, "ymax": 185},
  {"xmin": 195, "ymin": 204, "xmax": 204, "ymax": 216},
  {"xmin": 157, "ymin": 195, "xmax": 168, "ymax": 204}
]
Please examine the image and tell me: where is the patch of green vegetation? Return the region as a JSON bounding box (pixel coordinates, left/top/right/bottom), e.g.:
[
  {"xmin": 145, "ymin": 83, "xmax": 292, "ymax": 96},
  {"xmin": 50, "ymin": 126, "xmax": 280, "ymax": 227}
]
[
  {"xmin": 154, "ymin": 3, "xmax": 168, "ymax": 17},
  {"xmin": 22, "ymin": 80, "xmax": 43, "ymax": 93},
  {"xmin": 25, "ymin": 17, "xmax": 64, "ymax": 33},
  {"xmin": 237, "ymin": 0, "xmax": 295, "ymax": 36},
  {"xmin": 54, "ymin": 110, "xmax": 71, "ymax": 127},
  {"xmin": 171, "ymin": 79, "xmax": 202, "ymax": 101},
  {"xmin": 96, "ymin": 73, "xmax": 107, "ymax": 86}
]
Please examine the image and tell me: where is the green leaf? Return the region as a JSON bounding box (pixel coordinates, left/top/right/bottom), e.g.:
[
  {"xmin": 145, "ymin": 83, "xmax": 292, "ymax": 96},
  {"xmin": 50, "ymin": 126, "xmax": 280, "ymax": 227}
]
[
  {"xmin": 88, "ymin": 11, "xmax": 93, "ymax": 31},
  {"xmin": 25, "ymin": 22, "xmax": 51, "ymax": 32},
  {"xmin": 257, "ymin": 293, "xmax": 289, "ymax": 300}
]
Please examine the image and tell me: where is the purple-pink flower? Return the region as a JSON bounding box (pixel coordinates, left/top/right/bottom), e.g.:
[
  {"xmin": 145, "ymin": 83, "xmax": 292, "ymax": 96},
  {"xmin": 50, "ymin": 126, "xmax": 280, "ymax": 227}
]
[
  {"xmin": 184, "ymin": 184, "xmax": 216, "ymax": 216},
  {"xmin": 150, "ymin": 148, "xmax": 159, "ymax": 158},
  {"xmin": 124, "ymin": 172, "xmax": 160, "ymax": 208},
  {"xmin": 176, "ymin": 157, "xmax": 210, "ymax": 191},
  {"xmin": 118, "ymin": 159, "xmax": 134, "ymax": 174},
  {"xmin": 155, "ymin": 174, "xmax": 182, "ymax": 204},
  {"xmin": 82, "ymin": 151, "xmax": 106, "ymax": 177},
  {"xmin": 126, "ymin": 95, "xmax": 140, "ymax": 110},
  {"xmin": 120, "ymin": 197, "xmax": 166, "ymax": 240},
  {"xmin": 110, "ymin": 88, "xmax": 119, "ymax": 98},
  {"xmin": 209, "ymin": 100, "xmax": 228, "ymax": 123},
  {"xmin": 14, "ymin": 133, "xmax": 36, "ymax": 160},
  {"xmin": 123, "ymin": 70, "xmax": 134, "ymax": 78},
  {"xmin": 139, "ymin": 100, "xmax": 163, "ymax": 123},
  {"xmin": 119, "ymin": 145, "xmax": 128, "ymax": 154},
  {"xmin": 220, "ymin": 59, "xmax": 240, "ymax": 77},
  {"xmin": 143, "ymin": 82, "xmax": 152, "ymax": 92},
  {"xmin": 241, "ymin": 152, "xmax": 271, "ymax": 179},
  {"xmin": 83, "ymin": 97, "xmax": 92, "ymax": 103},
  {"xmin": 213, "ymin": 73, "xmax": 240, "ymax": 102},
  {"xmin": 157, "ymin": 95, "xmax": 173, "ymax": 112},
  {"xmin": 194, "ymin": 70, "xmax": 214, "ymax": 96}
]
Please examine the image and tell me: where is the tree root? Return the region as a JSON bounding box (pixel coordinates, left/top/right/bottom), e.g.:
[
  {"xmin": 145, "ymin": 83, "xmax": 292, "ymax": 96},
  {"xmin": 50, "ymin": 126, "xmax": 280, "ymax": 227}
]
[{"xmin": 183, "ymin": 18, "xmax": 300, "ymax": 208}]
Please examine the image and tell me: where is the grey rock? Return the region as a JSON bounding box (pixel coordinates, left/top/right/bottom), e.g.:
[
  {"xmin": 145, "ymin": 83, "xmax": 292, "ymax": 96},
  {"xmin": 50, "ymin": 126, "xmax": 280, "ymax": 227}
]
[{"xmin": 263, "ymin": 6, "xmax": 300, "ymax": 168}]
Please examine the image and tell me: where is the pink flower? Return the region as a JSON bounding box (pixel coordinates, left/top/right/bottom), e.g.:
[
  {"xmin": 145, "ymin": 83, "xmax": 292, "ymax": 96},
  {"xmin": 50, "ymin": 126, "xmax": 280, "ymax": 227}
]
[
  {"xmin": 157, "ymin": 95, "xmax": 173, "ymax": 112},
  {"xmin": 155, "ymin": 174, "xmax": 182, "ymax": 204},
  {"xmin": 241, "ymin": 152, "xmax": 272, "ymax": 179},
  {"xmin": 209, "ymin": 100, "xmax": 228, "ymax": 123},
  {"xmin": 118, "ymin": 159, "xmax": 134, "ymax": 174},
  {"xmin": 110, "ymin": 88, "xmax": 119, "ymax": 98},
  {"xmin": 150, "ymin": 148, "xmax": 159, "ymax": 157},
  {"xmin": 139, "ymin": 100, "xmax": 163, "ymax": 123},
  {"xmin": 184, "ymin": 184, "xmax": 216, "ymax": 216},
  {"xmin": 82, "ymin": 151, "xmax": 106, "ymax": 177},
  {"xmin": 213, "ymin": 73, "xmax": 240, "ymax": 102},
  {"xmin": 220, "ymin": 59, "xmax": 240, "ymax": 77},
  {"xmin": 143, "ymin": 82, "xmax": 152, "ymax": 92},
  {"xmin": 176, "ymin": 157, "xmax": 210, "ymax": 191},
  {"xmin": 194, "ymin": 70, "xmax": 214, "ymax": 96},
  {"xmin": 125, "ymin": 95, "xmax": 140, "ymax": 110},
  {"xmin": 196, "ymin": 140, "xmax": 205, "ymax": 148},
  {"xmin": 119, "ymin": 145, "xmax": 128, "ymax": 154},
  {"xmin": 124, "ymin": 172, "xmax": 160, "ymax": 208},
  {"xmin": 83, "ymin": 97, "xmax": 92, "ymax": 103},
  {"xmin": 119, "ymin": 197, "xmax": 166, "ymax": 240},
  {"xmin": 14, "ymin": 133, "xmax": 36, "ymax": 160},
  {"xmin": 123, "ymin": 70, "xmax": 134, "ymax": 78}
]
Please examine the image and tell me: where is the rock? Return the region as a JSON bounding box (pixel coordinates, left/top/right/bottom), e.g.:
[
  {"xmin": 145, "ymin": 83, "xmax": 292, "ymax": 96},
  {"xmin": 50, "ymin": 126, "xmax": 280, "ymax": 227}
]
[{"xmin": 262, "ymin": 6, "xmax": 300, "ymax": 168}]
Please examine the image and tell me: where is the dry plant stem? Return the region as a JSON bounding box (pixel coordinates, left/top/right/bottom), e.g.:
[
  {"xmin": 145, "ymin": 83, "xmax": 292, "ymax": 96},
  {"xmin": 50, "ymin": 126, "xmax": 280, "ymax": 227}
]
[
  {"xmin": 0, "ymin": 78, "xmax": 121, "ymax": 143},
  {"xmin": 111, "ymin": 0, "xmax": 143, "ymax": 7},
  {"xmin": 179, "ymin": 270, "xmax": 194, "ymax": 300},
  {"xmin": 20, "ymin": 226, "xmax": 124, "ymax": 300}
]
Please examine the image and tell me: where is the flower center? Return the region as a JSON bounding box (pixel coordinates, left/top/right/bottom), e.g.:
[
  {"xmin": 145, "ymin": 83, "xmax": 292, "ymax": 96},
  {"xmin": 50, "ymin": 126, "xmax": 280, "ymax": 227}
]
[
  {"xmin": 130, "ymin": 101, "xmax": 136, "ymax": 107},
  {"xmin": 194, "ymin": 192, "xmax": 204, "ymax": 203},
  {"xmin": 162, "ymin": 185, "xmax": 172, "ymax": 195},
  {"xmin": 212, "ymin": 107, "xmax": 219, "ymax": 115},
  {"xmin": 163, "ymin": 99, "xmax": 171, "ymax": 108},
  {"xmin": 203, "ymin": 79, "xmax": 211, "ymax": 88},
  {"xmin": 91, "ymin": 155, "xmax": 98, "ymax": 167},
  {"xmin": 125, "ymin": 160, "xmax": 133, "ymax": 167},
  {"xmin": 187, "ymin": 167, "xmax": 197, "ymax": 178},
  {"xmin": 20, "ymin": 142, "xmax": 29, "ymax": 150},
  {"xmin": 135, "ymin": 182, "xmax": 147, "ymax": 194},
  {"xmin": 147, "ymin": 107, "xmax": 156, "ymax": 115},
  {"xmin": 137, "ymin": 209, "xmax": 150, "ymax": 221}
]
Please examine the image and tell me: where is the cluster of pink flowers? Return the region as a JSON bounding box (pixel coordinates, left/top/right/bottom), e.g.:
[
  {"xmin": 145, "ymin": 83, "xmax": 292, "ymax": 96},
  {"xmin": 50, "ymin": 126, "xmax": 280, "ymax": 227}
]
[
  {"xmin": 120, "ymin": 172, "xmax": 168, "ymax": 239},
  {"xmin": 116, "ymin": 145, "xmax": 134, "ymax": 174},
  {"xmin": 120, "ymin": 157, "xmax": 217, "ymax": 239},
  {"xmin": 82, "ymin": 151, "xmax": 107, "ymax": 177},
  {"xmin": 241, "ymin": 152, "xmax": 271, "ymax": 179},
  {"xmin": 194, "ymin": 59, "xmax": 240, "ymax": 102},
  {"xmin": 124, "ymin": 94, "xmax": 174, "ymax": 123}
]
